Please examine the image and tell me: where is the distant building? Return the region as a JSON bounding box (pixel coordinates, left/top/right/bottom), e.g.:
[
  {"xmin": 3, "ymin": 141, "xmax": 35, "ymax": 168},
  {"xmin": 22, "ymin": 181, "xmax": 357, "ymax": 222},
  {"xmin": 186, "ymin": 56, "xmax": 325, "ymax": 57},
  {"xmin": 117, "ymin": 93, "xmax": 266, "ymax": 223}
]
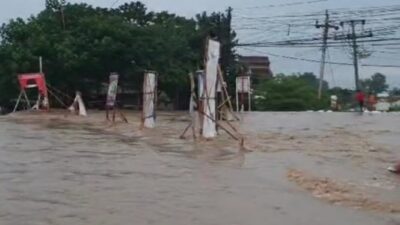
[
  {"xmin": 374, "ymin": 92, "xmax": 400, "ymax": 111},
  {"xmin": 238, "ymin": 56, "xmax": 273, "ymax": 82}
]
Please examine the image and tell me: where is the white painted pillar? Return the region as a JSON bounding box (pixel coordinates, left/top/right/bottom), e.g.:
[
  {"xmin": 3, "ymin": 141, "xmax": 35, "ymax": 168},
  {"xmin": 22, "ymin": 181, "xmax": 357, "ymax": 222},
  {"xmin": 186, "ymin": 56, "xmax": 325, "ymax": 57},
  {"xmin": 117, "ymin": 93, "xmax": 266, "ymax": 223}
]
[
  {"xmin": 202, "ymin": 39, "xmax": 220, "ymax": 138},
  {"xmin": 143, "ymin": 71, "xmax": 157, "ymax": 128}
]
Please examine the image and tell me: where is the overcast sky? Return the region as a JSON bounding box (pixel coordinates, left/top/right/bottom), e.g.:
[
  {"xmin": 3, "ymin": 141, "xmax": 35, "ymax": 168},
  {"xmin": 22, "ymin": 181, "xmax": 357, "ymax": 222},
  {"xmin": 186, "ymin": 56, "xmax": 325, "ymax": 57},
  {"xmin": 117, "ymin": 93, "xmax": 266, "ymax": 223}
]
[{"xmin": 0, "ymin": 0, "xmax": 399, "ymax": 89}]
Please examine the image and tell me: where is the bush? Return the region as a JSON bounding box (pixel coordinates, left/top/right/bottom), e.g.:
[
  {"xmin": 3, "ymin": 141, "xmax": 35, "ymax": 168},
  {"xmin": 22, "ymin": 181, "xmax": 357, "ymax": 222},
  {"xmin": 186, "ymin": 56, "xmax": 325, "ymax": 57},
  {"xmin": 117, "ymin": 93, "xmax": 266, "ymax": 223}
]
[
  {"xmin": 389, "ymin": 105, "xmax": 400, "ymax": 112},
  {"xmin": 254, "ymin": 74, "xmax": 329, "ymax": 111}
]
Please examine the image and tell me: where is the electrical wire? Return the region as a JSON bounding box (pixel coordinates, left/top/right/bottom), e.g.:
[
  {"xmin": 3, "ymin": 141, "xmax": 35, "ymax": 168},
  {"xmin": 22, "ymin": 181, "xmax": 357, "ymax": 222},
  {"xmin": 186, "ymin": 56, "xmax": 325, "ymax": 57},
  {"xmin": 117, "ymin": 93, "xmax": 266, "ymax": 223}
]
[
  {"xmin": 110, "ymin": 0, "xmax": 121, "ymax": 8},
  {"xmin": 233, "ymin": 2, "xmax": 400, "ymax": 76},
  {"xmin": 235, "ymin": 0, "xmax": 328, "ymax": 10},
  {"xmin": 239, "ymin": 46, "xmax": 400, "ymax": 68}
]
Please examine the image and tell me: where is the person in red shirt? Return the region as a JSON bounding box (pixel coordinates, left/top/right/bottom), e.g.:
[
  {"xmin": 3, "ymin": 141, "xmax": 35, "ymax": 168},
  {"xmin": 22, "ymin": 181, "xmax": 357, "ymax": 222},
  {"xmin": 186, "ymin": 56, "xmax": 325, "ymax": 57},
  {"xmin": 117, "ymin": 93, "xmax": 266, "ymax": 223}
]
[{"xmin": 356, "ymin": 90, "xmax": 365, "ymax": 112}]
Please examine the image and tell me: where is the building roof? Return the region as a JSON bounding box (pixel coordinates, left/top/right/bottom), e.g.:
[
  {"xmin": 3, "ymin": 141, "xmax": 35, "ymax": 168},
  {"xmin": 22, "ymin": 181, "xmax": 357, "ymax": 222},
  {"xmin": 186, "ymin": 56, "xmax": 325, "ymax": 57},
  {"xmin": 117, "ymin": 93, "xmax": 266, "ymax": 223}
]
[
  {"xmin": 239, "ymin": 56, "xmax": 270, "ymax": 64},
  {"xmin": 238, "ymin": 55, "xmax": 273, "ymax": 78}
]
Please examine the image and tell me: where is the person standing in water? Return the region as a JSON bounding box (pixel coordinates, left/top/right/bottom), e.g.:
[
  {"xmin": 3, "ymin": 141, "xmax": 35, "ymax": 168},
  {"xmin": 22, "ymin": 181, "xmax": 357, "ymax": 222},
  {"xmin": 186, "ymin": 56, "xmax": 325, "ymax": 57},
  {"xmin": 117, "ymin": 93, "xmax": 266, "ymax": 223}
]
[
  {"xmin": 367, "ymin": 92, "xmax": 377, "ymax": 111},
  {"xmin": 356, "ymin": 90, "xmax": 365, "ymax": 112}
]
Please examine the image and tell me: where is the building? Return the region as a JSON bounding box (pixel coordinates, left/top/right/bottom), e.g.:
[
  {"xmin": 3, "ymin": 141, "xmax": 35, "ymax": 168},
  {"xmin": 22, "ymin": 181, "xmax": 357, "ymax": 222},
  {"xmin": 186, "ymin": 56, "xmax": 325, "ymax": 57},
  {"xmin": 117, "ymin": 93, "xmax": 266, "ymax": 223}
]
[{"xmin": 238, "ymin": 56, "xmax": 273, "ymax": 82}]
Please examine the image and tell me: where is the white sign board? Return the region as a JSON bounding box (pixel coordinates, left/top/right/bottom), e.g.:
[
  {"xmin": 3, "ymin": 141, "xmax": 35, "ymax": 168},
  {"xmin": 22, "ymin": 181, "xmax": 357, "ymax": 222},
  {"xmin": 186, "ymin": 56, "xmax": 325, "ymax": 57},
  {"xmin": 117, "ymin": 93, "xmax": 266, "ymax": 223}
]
[
  {"xmin": 143, "ymin": 71, "xmax": 157, "ymax": 128},
  {"xmin": 106, "ymin": 73, "xmax": 119, "ymax": 107},
  {"xmin": 196, "ymin": 70, "xmax": 205, "ymax": 98},
  {"xmin": 202, "ymin": 39, "xmax": 220, "ymax": 138},
  {"xmin": 236, "ymin": 76, "xmax": 251, "ymax": 93}
]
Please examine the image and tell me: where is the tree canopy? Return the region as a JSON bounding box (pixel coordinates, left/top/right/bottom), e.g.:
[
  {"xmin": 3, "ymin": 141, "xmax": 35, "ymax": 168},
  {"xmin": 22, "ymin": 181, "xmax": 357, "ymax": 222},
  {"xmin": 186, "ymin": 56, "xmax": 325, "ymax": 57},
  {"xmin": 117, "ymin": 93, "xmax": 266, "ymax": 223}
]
[
  {"xmin": 360, "ymin": 72, "xmax": 388, "ymax": 94},
  {"xmin": 0, "ymin": 1, "xmax": 237, "ymax": 109},
  {"xmin": 254, "ymin": 73, "xmax": 329, "ymax": 111}
]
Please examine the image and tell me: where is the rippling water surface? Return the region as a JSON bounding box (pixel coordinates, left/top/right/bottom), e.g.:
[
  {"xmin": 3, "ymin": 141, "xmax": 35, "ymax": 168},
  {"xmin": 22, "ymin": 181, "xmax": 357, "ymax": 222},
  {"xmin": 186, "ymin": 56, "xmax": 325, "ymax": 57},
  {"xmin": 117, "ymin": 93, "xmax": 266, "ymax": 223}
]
[{"xmin": 0, "ymin": 112, "xmax": 399, "ymax": 225}]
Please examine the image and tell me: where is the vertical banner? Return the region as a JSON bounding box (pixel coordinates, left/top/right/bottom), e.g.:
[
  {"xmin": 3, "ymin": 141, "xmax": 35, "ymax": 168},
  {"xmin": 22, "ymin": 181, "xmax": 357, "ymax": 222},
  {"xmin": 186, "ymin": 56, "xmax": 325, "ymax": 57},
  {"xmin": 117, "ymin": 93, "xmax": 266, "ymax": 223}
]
[
  {"xmin": 202, "ymin": 39, "xmax": 220, "ymax": 138},
  {"xmin": 236, "ymin": 76, "xmax": 251, "ymax": 112},
  {"xmin": 143, "ymin": 71, "xmax": 157, "ymax": 128},
  {"xmin": 106, "ymin": 73, "xmax": 119, "ymax": 108},
  {"xmin": 216, "ymin": 77, "xmax": 222, "ymax": 93},
  {"xmin": 236, "ymin": 76, "xmax": 251, "ymax": 93},
  {"xmin": 330, "ymin": 95, "xmax": 338, "ymax": 110},
  {"xmin": 196, "ymin": 70, "xmax": 205, "ymax": 99}
]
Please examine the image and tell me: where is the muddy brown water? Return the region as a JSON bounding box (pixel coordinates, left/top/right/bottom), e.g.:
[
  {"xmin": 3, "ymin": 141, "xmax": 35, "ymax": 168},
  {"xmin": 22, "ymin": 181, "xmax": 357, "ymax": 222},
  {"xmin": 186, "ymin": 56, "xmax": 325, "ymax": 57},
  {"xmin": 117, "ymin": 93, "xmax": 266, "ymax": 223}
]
[{"xmin": 1, "ymin": 111, "xmax": 400, "ymax": 225}]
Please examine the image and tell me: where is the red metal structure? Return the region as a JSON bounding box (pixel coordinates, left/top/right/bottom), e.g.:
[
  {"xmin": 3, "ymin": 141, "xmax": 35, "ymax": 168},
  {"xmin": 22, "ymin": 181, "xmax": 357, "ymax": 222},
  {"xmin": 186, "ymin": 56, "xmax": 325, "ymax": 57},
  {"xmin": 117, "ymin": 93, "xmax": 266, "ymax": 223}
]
[
  {"xmin": 18, "ymin": 73, "xmax": 48, "ymax": 96},
  {"xmin": 13, "ymin": 73, "xmax": 50, "ymax": 112}
]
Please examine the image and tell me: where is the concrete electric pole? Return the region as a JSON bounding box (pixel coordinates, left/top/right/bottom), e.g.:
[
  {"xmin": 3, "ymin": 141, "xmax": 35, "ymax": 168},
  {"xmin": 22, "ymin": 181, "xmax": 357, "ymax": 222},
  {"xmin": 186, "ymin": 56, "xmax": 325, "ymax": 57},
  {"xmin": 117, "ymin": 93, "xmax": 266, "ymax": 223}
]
[
  {"xmin": 335, "ymin": 20, "xmax": 373, "ymax": 90},
  {"xmin": 315, "ymin": 10, "xmax": 339, "ymax": 99}
]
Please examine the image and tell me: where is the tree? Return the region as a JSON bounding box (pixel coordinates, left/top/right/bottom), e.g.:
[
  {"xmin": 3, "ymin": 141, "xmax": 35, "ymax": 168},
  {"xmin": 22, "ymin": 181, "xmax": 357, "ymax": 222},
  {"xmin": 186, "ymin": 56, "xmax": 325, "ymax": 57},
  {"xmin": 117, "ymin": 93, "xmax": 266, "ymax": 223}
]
[
  {"xmin": 196, "ymin": 8, "xmax": 238, "ymax": 94},
  {"xmin": 0, "ymin": 1, "xmax": 237, "ymax": 110},
  {"xmin": 254, "ymin": 74, "xmax": 329, "ymax": 111},
  {"xmin": 45, "ymin": 0, "xmax": 66, "ymax": 11},
  {"xmin": 329, "ymin": 87, "xmax": 354, "ymax": 109},
  {"xmin": 297, "ymin": 72, "xmax": 329, "ymax": 91},
  {"xmin": 390, "ymin": 88, "xmax": 400, "ymax": 96},
  {"xmin": 117, "ymin": 2, "xmax": 153, "ymax": 26},
  {"xmin": 45, "ymin": 0, "xmax": 66, "ymax": 29},
  {"xmin": 361, "ymin": 73, "xmax": 388, "ymax": 94}
]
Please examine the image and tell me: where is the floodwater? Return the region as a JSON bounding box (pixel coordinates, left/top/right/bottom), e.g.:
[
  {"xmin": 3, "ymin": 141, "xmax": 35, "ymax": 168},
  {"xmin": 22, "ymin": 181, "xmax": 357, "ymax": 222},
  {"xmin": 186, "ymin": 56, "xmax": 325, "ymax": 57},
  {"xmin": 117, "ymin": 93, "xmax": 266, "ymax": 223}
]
[{"xmin": 1, "ymin": 111, "xmax": 400, "ymax": 225}]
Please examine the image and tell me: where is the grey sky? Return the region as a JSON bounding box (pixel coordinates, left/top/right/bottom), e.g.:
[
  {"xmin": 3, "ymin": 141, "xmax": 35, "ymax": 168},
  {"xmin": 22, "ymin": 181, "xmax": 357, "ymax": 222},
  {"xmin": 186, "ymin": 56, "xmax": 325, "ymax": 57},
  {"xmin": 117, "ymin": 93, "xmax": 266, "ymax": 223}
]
[{"xmin": 0, "ymin": 0, "xmax": 399, "ymax": 89}]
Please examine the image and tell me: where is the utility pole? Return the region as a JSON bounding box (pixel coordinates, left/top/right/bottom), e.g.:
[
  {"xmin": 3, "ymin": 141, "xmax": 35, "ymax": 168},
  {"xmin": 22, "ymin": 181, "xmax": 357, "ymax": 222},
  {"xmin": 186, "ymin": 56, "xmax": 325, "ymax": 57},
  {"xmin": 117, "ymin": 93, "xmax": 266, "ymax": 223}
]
[
  {"xmin": 315, "ymin": 10, "xmax": 339, "ymax": 99},
  {"xmin": 60, "ymin": 6, "xmax": 66, "ymax": 30},
  {"xmin": 350, "ymin": 21, "xmax": 359, "ymax": 91},
  {"xmin": 335, "ymin": 20, "xmax": 373, "ymax": 90}
]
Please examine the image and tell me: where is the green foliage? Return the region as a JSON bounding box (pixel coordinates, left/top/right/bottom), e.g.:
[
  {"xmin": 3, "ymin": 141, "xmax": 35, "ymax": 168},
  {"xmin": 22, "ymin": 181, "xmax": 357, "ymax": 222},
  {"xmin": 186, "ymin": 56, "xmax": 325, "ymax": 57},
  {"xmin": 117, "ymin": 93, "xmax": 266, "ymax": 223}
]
[
  {"xmin": 329, "ymin": 87, "xmax": 354, "ymax": 109},
  {"xmin": 196, "ymin": 7, "xmax": 237, "ymax": 93},
  {"xmin": 254, "ymin": 73, "xmax": 329, "ymax": 111},
  {"xmin": 297, "ymin": 72, "xmax": 329, "ymax": 90},
  {"xmin": 390, "ymin": 88, "xmax": 400, "ymax": 96},
  {"xmin": 0, "ymin": 1, "xmax": 236, "ymax": 109},
  {"xmin": 45, "ymin": 0, "xmax": 66, "ymax": 11},
  {"xmin": 389, "ymin": 105, "xmax": 400, "ymax": 112},
  {"xmin": 361, "ymin": 72, "xmax": 388, "ymax": 94}
]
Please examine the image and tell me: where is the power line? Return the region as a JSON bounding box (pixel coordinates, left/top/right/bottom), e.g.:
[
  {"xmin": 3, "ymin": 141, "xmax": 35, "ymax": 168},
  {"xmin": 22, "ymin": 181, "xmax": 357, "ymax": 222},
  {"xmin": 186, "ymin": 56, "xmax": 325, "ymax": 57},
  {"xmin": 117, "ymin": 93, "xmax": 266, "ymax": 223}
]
[
  {"xmin": 235, "ymin": 6, "xmax": 400, "ymax": 21},
  {"xmin": 238, "ymin": 47, "xmax": 400, "ymax": 68},
  {"xmin": 235, "ymin": 12, "xmax": 325, "ymax": 20},
  {"xmin": 235, "ymin": 0, "xmax": 327, "ymax": 10},
  {"xmin": 362, "ymin": 64, "xmax": 400, "ymax": 68},
  {"xmin": 239, "ymin": 46, "xmax": 353, "ymax": 65},
  {"xmin": 233, "ymin": 6, "xmax": 400, "ymax": 35},
  {"xmin": 335, "ymin": 20, "xmax": 373, "ymax": 90},
  {"xmin": 233, "ymin": 2, "xmax": 400, "ymax": 82},
  {"xmin": 316, "ymin": 10, "xmax": 339, "ymax": 99},
  {"xmin": 237, "ymin": 37, "xmax": 400, "ymax": 48},
  {"xmin": 242, "ymin": 32, "xmax": 390, "ymax": 48},
  {"xmin": 110, "ymin": 0, "xmax": 121, "ymax": 8},
  {"xmin": 372, "ymin": 42, "xmax": 400, "ymax": 46}
]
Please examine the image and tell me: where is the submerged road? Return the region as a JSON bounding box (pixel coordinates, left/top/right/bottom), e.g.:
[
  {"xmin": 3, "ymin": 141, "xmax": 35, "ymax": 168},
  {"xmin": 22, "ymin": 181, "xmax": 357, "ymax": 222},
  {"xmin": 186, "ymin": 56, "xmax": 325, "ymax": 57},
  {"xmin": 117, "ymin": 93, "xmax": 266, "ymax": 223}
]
[{"xmin": 0, "ymin": 112, "xmax": 399, "ymax": 225}]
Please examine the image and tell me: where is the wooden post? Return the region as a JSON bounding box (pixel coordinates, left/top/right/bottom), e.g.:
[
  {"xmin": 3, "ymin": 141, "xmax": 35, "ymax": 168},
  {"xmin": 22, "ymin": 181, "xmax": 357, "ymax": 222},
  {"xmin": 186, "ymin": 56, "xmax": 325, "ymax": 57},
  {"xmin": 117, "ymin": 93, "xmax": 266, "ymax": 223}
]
[
  {"xmin": 248, "ymin": 92, "xmax": 252, "ymax": 112},
  {"xmin": 236, "ymin": 90, "xmax": 239, "ymax": 112},
  {"xmin": 13, "ymin": 92, "xmax": 23, "ymax": 112},
  {"xmin": 39, "ymin": 56, "xmax": 43, "ymax": 73},
  {"xmin": 23, "ymin": 90, "xmax": 31, "ymax": 109}
]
